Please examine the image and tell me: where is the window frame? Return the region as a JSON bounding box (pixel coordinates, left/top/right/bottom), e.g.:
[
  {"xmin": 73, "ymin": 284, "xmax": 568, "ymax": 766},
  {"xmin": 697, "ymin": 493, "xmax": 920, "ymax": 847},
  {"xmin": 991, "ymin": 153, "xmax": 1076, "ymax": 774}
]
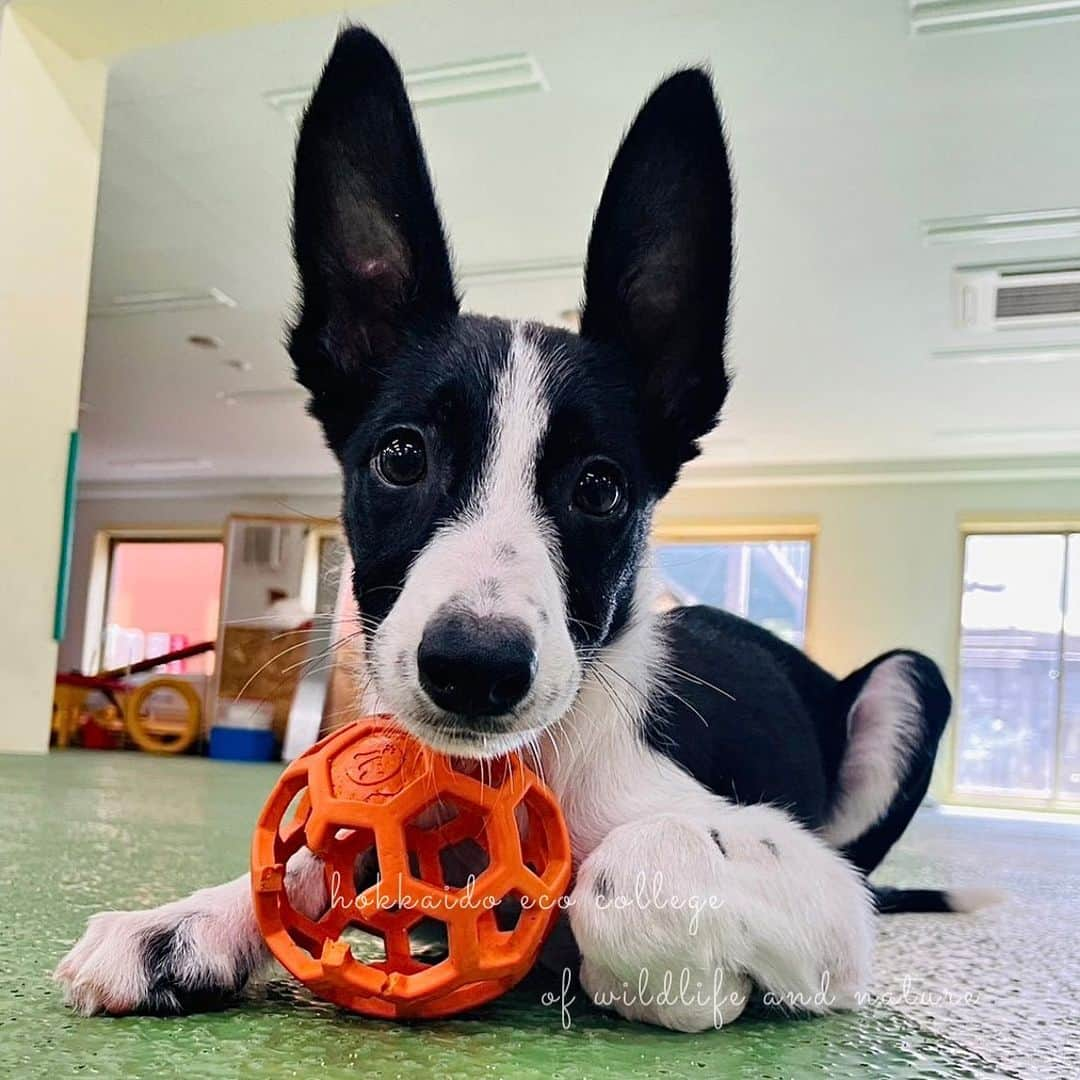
[
  {"xmin": 299, "ymin": 521, "xmax": 347, "ymax": 614},
  {"xmin": 948, "ymin": 517, "xmax": 1080, "ymax": 815},
  {"xmin": 651, "ymin": 519, "xmax": 819, "ymax": 653}
]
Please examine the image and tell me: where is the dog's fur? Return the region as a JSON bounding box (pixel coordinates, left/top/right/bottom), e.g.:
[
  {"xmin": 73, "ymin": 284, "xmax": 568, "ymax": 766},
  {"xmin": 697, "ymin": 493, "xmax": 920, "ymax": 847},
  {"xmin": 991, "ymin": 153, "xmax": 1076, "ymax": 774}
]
[{"xmin": 57, "ymin": 27, "xmax": 981, "ymax": 1031}]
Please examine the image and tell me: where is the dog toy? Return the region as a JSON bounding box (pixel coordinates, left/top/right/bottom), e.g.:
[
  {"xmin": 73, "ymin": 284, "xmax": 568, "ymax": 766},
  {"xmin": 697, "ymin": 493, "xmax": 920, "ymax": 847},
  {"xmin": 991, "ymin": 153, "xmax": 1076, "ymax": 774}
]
[{"xmin": 251, "ymin": 717, "xmax": 572, "ymax": 1018}]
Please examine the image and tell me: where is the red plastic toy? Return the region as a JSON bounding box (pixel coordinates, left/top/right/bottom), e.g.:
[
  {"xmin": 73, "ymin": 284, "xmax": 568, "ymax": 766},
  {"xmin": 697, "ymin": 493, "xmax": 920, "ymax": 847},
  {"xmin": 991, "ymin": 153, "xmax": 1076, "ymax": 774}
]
[{"xmin": 251, "ymin": 717, "xmax": 572, "ymax": 1019}]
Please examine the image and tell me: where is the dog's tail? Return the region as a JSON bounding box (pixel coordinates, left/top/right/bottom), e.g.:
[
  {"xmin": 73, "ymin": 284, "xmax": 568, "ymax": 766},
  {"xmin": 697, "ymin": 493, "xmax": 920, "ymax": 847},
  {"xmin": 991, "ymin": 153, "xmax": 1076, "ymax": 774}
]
[{"xmin": 871, "ymin": 884, "xmax": 1005, "ymax": 914}]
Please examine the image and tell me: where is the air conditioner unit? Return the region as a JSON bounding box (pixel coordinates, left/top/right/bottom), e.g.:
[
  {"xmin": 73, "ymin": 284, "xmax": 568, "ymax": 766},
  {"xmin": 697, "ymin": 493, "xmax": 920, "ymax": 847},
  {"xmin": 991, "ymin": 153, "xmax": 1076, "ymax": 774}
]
[
  {"xmin": 241, "ymin": 524, "xmax": 284, "ymax": 570},
  {"xmin": 952, "ymin": 265, "xmax": 1080, "ymax": 331}
]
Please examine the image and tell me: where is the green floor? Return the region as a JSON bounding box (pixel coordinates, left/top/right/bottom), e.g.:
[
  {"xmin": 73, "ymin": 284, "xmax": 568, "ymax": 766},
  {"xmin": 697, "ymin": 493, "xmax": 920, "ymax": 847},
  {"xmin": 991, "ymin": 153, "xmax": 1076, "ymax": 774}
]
[{"xmin": 1, "ymin": 753, "xmax": 1076, "ymax": 1079}]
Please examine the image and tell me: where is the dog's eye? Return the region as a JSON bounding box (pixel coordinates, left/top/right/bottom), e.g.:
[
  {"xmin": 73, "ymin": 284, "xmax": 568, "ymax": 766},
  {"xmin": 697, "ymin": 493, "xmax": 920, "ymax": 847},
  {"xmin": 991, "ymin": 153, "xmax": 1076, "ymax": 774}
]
[
  {"xmin": 373, "ymin": 428, "xmax": 427, "ymax": 487},
  {"xmin": 572, "ymin": 458, "xmax": 624, "ymax": 517}
]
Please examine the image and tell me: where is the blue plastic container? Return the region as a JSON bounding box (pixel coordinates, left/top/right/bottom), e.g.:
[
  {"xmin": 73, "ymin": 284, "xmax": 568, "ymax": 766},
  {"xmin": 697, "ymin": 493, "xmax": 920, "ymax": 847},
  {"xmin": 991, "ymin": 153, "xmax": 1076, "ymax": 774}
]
[{"xmin": 209, "ymin": 726, "xmax": 276, "ymax": 762}]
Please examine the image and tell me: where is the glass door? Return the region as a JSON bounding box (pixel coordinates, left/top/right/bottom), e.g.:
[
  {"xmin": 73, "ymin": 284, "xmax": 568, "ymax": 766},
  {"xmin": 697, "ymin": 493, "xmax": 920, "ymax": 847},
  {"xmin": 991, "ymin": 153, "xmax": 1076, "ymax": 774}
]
[{"xmin": 1058, "ymin": 535, "xmax": 1080, "ymax": 802}]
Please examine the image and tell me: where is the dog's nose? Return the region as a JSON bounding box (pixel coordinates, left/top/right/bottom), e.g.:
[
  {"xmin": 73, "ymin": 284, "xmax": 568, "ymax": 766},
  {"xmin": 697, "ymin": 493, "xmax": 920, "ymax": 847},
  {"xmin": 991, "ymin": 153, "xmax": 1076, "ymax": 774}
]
[{"xmin": 417, "ymin": 611, "xmax": 537, "ymax": 717}]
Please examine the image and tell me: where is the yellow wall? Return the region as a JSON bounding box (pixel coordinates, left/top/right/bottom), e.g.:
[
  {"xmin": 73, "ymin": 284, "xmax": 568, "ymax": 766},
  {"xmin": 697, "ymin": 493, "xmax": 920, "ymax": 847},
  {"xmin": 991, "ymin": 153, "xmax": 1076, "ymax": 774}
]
[
  {"xmin": 0, "ymin": 7, "xmax": 106, "ymax": 753},
  {"xmin": 12, "ymin": 0, "xmax": 386, "ymax": 59},
  {"xmin": 0, "ymin": 0, "xmax": 387, "ymax": 753}
]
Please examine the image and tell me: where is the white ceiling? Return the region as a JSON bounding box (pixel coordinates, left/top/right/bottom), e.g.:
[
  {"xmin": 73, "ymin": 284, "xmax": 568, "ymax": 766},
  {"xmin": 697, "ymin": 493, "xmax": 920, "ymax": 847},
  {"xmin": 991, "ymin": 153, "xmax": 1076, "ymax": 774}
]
[{"xmin": 78, "ymin": 0, "xmax": 1080, "ymax": 485}]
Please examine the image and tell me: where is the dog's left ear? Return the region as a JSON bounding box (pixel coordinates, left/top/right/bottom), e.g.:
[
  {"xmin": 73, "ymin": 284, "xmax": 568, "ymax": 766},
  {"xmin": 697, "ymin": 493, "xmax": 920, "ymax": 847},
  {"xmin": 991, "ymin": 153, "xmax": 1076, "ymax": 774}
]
[{"xmin": 580, "ymin": 69, "xmax": 733, "ymax": 487}]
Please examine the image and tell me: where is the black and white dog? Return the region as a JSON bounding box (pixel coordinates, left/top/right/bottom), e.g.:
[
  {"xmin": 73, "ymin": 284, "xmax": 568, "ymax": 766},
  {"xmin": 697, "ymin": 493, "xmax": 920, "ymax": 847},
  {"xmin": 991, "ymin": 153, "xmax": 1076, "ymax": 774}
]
[{"xmin": 57, "ymin": 27, "xmax": 989, "ymax": 1031}]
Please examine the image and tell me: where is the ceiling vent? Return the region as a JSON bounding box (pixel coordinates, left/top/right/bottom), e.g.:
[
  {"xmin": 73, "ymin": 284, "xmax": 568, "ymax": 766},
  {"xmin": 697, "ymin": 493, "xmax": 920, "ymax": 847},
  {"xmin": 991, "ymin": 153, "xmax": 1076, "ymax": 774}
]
[
  {"xmin": 911, "ymin": 1, "xmax": 1080, "ymax": 34},
  {"xmin": 953, "ymin": 263, "xmax": 1080, "ymax": 330},
  {"xmin": 90, "ymin": 288, "xmax": 237, "ymax": 318},
  {"xmin": 265, "ymin": 53, "xmax": 547, "ymax": 122},
  {"xmin": 923, "ymin": 208, "xmax": 1080, "ymax": 245}
]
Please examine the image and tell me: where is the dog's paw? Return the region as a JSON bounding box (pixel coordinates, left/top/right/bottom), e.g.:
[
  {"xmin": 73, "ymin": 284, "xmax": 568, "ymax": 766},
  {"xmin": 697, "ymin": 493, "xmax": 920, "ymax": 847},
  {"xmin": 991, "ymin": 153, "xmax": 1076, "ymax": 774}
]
[
  {"xmin": 55, "ymin": 890, "xmax": 265, "ymax": 1016},
  {"xmin": 569, "ymin": 809, "xmax": 874, "ymax": 1031}
]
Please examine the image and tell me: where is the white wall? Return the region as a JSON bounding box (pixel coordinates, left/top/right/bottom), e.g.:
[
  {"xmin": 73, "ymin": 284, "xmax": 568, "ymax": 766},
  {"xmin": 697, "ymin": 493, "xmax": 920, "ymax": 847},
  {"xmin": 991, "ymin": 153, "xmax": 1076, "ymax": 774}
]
[{"xmin": 221, "ymin": 519, "xmax": 312, "ymax": 623}]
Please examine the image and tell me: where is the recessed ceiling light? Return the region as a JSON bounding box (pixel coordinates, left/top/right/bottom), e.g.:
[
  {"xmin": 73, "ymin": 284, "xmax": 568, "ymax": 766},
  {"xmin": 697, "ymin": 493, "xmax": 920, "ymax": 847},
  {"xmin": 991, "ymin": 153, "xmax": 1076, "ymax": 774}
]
[
  {"xmin": 911, "ymin": 1, "xmax": 1080, "ymax": 35},
  {"xmin": 224, "ymin": 358, "xmax": 253, "ymax": 371},
  {"xmin": 108, "ymin": 457, "xmax": 214, "ymax": 474},
  {"xmin": 406, "ymin": 53, "xmax": 548, "ymax": 107},
  {"xmin": 90, "ymin": 288, "xmax": 237, "ymax": 318},
  {"xmin": 459, "ymin": 257, "xmax": 581, "ymax": 287},
  {"xmin": 187, "ymin": 334, "xmax": 222, "ymax": 350},
  {"xmin": 215, "ymin": 387, "xmax": 306, "ymax": 406},
  {"xmin": 937, "ymin": 426, "xmax": 1080, "ymax": 442},
  {"xmin": 922, "ymin": 208, "xmax": 1080, "ymax": 246},
  {"xmin": 932, "ymin": 344, "xmax": 1080, "ymax": 365},
  {"xmin": 265, "ymin": 52, "xmax": 548, "ymax": 122},
  {"xmin": 700, "ymin": 435, "xmax": 749, "ymax": 449}
]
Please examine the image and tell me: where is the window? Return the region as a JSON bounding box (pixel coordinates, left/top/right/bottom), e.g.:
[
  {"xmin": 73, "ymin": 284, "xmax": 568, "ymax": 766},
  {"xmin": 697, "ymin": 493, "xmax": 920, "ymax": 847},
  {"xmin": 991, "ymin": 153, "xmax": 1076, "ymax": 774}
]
[
  {"xmin": 955, "ymin": 531, "xmax": 1080, "ymax": 806},
  {"xmin": 653, "ymin": 537, "xmax": 812, "ymax": 647},
  {"xmin": 101, "ymin": 540, "xmax": 224, "ymax": 675}
]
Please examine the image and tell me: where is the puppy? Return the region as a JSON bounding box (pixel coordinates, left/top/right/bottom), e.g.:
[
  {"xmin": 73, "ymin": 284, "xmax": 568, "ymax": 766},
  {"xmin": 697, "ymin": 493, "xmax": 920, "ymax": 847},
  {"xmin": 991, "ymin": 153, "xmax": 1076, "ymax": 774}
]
[{"xmin": 57, "ymin": 26, "xmax": 963, "ymax": 1031}]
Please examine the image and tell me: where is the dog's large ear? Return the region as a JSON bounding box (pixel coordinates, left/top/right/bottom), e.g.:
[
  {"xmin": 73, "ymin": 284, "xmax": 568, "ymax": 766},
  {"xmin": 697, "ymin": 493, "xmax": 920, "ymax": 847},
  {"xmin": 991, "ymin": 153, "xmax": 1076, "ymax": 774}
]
[
  {"xmin": 289, "ymin": 27, "xmax": 458, "ymax": 452},
  {"xmin": 580, "ymin": 69, "xmax": 733, "ymax": 487}
]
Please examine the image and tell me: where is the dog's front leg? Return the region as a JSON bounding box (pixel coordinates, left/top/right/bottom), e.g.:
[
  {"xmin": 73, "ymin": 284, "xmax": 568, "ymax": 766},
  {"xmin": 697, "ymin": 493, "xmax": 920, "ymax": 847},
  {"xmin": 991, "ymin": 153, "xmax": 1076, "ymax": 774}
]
[
  {"xmin": 55, "ymin": 848, "xmax": 326, "ymax": 1015},
  {"xmin": 567, "ymin": 805, "xmax": 874, "ymax": 1032}
]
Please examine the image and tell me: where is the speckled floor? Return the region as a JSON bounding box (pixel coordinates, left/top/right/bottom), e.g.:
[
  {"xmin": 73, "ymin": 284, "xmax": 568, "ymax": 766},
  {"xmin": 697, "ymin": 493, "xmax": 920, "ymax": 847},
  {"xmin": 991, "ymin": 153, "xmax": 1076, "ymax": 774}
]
[{"xmin": 0, "ymin": 752, "xmax": 1076, "ymax": 1079}]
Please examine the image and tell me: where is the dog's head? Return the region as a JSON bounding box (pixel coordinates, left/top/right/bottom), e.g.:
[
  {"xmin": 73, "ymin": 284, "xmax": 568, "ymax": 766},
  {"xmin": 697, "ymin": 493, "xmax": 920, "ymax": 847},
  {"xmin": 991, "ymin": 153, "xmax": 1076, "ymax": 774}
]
[{"xmin": 289, "ymin": 28, "xmax": 733, "ymax": 757}]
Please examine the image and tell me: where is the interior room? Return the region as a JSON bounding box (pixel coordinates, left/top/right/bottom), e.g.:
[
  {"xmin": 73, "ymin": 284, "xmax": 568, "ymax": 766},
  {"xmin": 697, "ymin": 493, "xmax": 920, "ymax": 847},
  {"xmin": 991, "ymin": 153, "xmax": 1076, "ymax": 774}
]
[{"xmin": 2, "ymin": 1, "xmax": 1078, "ymax": 1076}]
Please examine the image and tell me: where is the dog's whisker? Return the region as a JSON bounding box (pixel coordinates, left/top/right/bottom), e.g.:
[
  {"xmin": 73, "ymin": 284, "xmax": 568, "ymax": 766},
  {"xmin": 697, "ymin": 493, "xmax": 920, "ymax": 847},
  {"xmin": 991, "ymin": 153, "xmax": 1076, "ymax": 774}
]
[
  {"xmin": 543, "ymin": 714, "xmax": 577, "ymax": 768},
  {"xmin": 230, "ymin": 638, "xmax": 324, "ymax": 706},
  {"xmin": 222, "ymin": 610, "xmax": 346, "ymax": 629},
  {"xmin": 589, "ymin": 668, "xmax": 641, "ymax": 735},
  {"xmin": 664, "ymin": 664, "xmax": 737, "ymax": 703},
  {"xmin": 596, "ymin": 658, "xmax": 710, "ymax": 731},
  {"xmin": 280, "ymin": 629, "xmax": 366, "ymax": 676},
  {"xmin": 269, "ymin": 627, "xmax": 338, "ymax": 642},
  {"xmin": 523, "ymin": 731, "xmax": 547, "ymax": 789}
]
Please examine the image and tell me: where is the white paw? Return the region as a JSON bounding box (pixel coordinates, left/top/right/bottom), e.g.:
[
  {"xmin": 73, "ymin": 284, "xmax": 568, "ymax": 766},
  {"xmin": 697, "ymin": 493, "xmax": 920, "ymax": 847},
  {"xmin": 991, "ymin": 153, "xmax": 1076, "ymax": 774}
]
[
  {"xmin": 55, "ymin": 889, "xmax": 264, "ymax": 1016},
  {"xmin": 569, "ymin": 809, "xmax": 874, "ymax": 1031}
]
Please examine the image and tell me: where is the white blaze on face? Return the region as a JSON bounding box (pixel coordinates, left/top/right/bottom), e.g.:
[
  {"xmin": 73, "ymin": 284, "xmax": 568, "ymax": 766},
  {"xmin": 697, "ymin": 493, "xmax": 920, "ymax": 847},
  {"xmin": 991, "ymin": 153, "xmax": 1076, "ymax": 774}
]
[{"xmin": 372, "ymin": 323, "xmax": 580, "ymax": 754}]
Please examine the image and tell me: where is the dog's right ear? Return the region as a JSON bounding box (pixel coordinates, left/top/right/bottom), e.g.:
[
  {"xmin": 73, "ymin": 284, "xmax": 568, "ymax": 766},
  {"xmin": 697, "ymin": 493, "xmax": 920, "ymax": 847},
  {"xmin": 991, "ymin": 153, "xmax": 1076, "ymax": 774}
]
[
  {"xmin": 580, "ymin": 69, "xmax": 733, "ymax": 490},
  {"xmin": 288, "ymin": 27, "xmax": 458, "ymax": 452}
]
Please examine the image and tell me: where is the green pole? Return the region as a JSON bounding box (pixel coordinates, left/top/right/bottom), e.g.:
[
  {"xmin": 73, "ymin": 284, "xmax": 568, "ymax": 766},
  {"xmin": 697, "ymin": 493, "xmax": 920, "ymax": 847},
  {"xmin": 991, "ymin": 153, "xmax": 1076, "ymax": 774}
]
[{"xmin": 53, "ymin": 430, "xmax": 79, "ymax": 642}]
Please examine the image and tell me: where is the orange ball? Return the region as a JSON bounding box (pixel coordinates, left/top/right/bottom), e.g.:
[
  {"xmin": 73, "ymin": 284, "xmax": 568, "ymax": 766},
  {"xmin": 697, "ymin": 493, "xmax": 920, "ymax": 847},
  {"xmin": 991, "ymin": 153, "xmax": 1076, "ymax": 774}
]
[{"xmin": 251, "ymin": 717, "xmax": 573, "ymax": 1019}]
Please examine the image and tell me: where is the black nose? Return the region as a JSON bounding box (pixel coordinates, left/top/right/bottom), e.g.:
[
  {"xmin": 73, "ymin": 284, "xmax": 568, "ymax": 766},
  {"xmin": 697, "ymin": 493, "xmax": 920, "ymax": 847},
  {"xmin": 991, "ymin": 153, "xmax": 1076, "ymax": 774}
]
[{"xmin": 417, "ymin": 611, "xmax": 537, "ymax": 717}]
